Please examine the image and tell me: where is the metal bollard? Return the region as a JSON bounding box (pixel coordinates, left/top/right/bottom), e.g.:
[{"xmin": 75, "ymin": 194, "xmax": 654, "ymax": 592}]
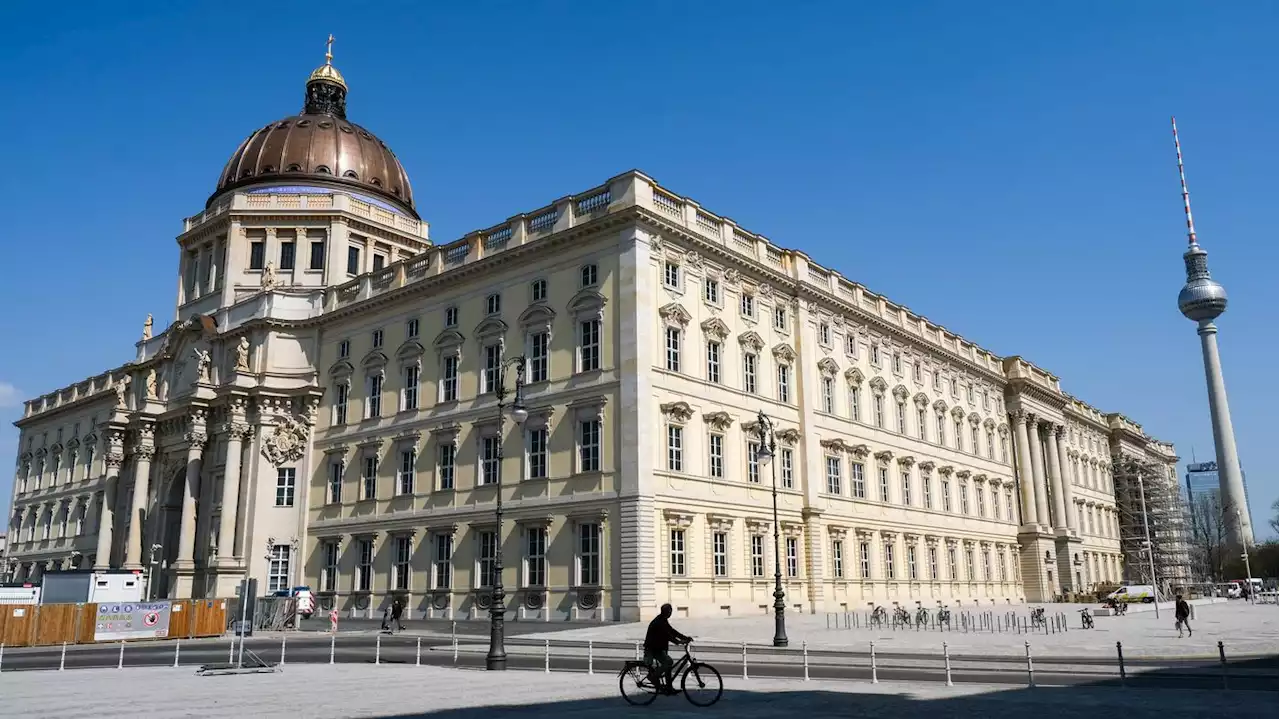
[
  {"xmin": 742, "ymin": 642, "xmax": 748, "ymax": 679},
  {"xmin": 870, "ymin": 641, "xmax": 878, "ymax": 684},
  {"xmin": 330, "ymin": 634, "xmax": 336, "ymax": 665},
  {"xmin": 0, "ymin": 643, "xmax": 5, "ymax": 672},
  {"xmin": 943, "ymin": 642, "xmax": 953, "ymax": 686},
  {"xmin": 803, "ymin": 641, "xmax": 810, "ymax": 681},
  {"xmin": 376, "ymin": 633, "xmax": 382, "ymax": 665},
  {"xmin": 59, "ymin": 642, "xmax": 67, "ymax": 671},
  {"xmin": 635, "ymin": 641, "xmax": 641, "ymax": 660},
  {"xmin": 1024, "ymin": 641, "xmax": 1035, "ymax": 687},
  {"xmin": 588, "ymin": 640, "xmax": 594, "ymax": 675},
  {"xmin": 544, "ymin": 639, "xmax": 550, "ymax": 673},
  {"xmin": 1218, "ymin": 641, "xmax": 1228, "ymax": 690},
  {"xmin": 118, "ymin": 640, "xmax": 125, "ymax": 669},
  {"xmin": 416, "ymin": 636, "xmax": 422, "ymax": 666},
  {"xmin": 453, "ymin": 634, "xmax": 459, "ymax": 664},
  {"xmin": 280, "ymin": 635, "xmax": 287, "ymax": 666},
  {"xmin": 174, "ymin": 639, "xmax": 181, "ymax": 668},
  {"xmin": 1116, "ymin": 641, "xmax": 1126, "ymax": 686},
  {"xmin": 228, "ymin": 637, "xmax": 235, "ymax": 663}
]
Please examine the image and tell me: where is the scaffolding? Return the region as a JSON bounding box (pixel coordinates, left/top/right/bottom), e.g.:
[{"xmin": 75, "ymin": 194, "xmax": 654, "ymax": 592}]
[{"xmin": 1112, "ymin": 455, "xmax": 1194, "ymax": 594}]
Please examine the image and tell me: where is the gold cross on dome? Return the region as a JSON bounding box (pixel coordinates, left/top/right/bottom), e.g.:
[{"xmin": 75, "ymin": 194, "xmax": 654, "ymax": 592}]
[{"xmin": 325, "ymin": 34, "xmax": 335, "ymax": 64}]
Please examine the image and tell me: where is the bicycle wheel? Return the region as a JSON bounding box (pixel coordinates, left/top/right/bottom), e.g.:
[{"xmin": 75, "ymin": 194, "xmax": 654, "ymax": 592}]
[
  {"xmin": 619, "ymin": 662, "xmax": 659, "ymax": 706},
  {"xmin": 681, "ymin": 662, "xmax": 724, "ymax": 707}
]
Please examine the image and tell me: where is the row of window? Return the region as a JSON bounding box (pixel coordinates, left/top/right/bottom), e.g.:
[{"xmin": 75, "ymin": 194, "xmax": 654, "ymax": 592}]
[
  {"xmin": 824, "ymin": 380, "xmax": 1008, "ymax": 461},
  {"xmin": 819, "ymin": 456, "xmax": 1016, "ymax": 521},
  {"xmin": 319, "ymin": 418, "xmax": 604, "ymax": 504},
  {"xmin": 16, "ymin": 443, "xmax": 99, "ymax": 495},
  {"xmin": 13, "ymin": 500, "xmax": 91, "ymax": 543},
  {"xmin": 317, "ymin": 523, "xmax": 604, "ymax": 594}
]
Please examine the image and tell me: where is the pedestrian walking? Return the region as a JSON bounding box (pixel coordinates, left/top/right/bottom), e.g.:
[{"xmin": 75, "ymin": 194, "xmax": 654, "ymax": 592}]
[
  {"xmin": 1174, "ymin": 594, "xmax": 1192, "ymax": 637},
  {"xmin": 390, "ymin": 598, "xmax": 405, "ymax": 632}
]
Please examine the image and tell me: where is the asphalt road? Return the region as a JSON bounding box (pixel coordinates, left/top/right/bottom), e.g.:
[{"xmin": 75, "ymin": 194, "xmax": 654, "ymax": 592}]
[{"xmin": 1, "ymin": 634, "xmax": 1273, "ymax": 692}]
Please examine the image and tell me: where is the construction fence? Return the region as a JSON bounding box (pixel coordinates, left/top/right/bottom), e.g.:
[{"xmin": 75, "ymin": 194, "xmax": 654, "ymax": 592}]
[{"xmin": 0, "ymin": 599, "xmax": 227, "ymax": 648}]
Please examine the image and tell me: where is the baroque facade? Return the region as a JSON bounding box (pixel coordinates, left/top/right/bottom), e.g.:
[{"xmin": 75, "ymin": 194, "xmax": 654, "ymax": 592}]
[{"xmin": 6, "ymin": 52, "xmax": 1181, "ymax": 619}]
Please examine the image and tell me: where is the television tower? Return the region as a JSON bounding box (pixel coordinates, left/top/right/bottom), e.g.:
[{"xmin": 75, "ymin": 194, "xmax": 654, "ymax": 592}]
[{"xmin": 1172, "ymin": 117, "xmax": 1254, "ymax": 549}]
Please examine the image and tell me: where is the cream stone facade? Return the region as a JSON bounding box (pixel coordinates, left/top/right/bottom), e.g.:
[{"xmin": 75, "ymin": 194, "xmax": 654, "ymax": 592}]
[{"xmin": 6, "ymin": 58, "xmax": 1182, "ymax": 618}]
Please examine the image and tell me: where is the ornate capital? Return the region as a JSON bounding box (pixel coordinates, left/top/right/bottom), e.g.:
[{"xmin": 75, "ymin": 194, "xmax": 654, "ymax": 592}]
[
  {"xmin": 133, "ymin": 444, "xmax": 156, "ymax": 461},
  {"xmin": 873, "ymin": 450, "xmax": 894, "ymax": 463},
  {"xmin": 918, "ymin": 460, "xmax": 936, "ymax": 472},
  {"xmin": 897, "ymin": 455, "xmax": 916, "ymax": 467},
  {"xmin": 659, "ymin": 401, "xmax": 695, "ymax": 424},
  {"xmin": 775, "ymin": 428, "xmax": 801, "ymax": 446},
  {"xmin": 104, "ymin": 452, "xmax": 126, "ymax": 469},
  {"xmin": 703, "ymin": 411, "xmax": 734, "ymax": 432},
  {"xmin": 184, "ymin": 431, "xmax": 208, "ymax": 450},
  {"xmin": 850, "ymin": 444, "xmax": 870, "ymax": 459}
]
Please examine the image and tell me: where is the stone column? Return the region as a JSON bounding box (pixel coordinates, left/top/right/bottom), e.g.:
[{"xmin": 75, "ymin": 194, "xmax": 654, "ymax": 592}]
[
  {"xmin": 175, "ymin": 425, "xmax": 207, "ymax": 569},
  {"xmin": 93, "ymin": 431, "xmax": 126, "ymax": 569},
  {"xmin": 123, "ymin": 424, "xmax": 156, "ymax": 570},
  {"xmin": 1053, "ymin": 427, "xmax": 1076, "ymax": 532},
  {"xmin": 1012, "ymin": 412, "xmax": 1038, "ymax": 526},
  {"xmin": 1044, "ymin": 424, "xmax": 1067, "ymax": 531},
  {"xmin": 218, "ymin": 414, "xmax": 251, "ymax": 566},
  {"xmin": 1026, "ymin": 419, "xmax": 1050, "ymax": 529}
]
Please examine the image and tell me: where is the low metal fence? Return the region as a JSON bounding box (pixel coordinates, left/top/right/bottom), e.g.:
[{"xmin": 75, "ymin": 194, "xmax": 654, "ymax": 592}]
[{"xmin": 823, "ymin": 608, "xmax": 1079, "ymax": 634}]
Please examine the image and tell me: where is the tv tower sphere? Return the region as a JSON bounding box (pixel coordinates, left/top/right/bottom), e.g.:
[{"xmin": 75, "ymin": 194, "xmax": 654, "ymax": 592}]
[{"xmin": 1178, "ymin": 242, "xmax": 1229, "ymax": 321}]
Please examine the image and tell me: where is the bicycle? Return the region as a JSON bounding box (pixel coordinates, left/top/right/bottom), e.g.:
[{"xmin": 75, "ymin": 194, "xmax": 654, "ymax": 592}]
[
  {"xmin": 937, "ymin": 607, "xmax": 951, "ymax": 627},
  {"xmin": 915, "ymin": 606, "xmax": 930, "ymax": 627},
  {"xmin": 619, "ymin": 642, "xmax": 724, "ymax": 707},
  {"xmin": 869, "ymin": 605, "xmax": 887, "ymax": 627},
  {"xmin": 893, "ymin": 606, "xmax": 911, "ymax": 628},
  {"xmin": 1079, "ymin": 608, "xmax": 1094, "ymax": 629},
  {"xmin": 1030, "ymin": 607, "xmax": 1046, "ymax": 627}
]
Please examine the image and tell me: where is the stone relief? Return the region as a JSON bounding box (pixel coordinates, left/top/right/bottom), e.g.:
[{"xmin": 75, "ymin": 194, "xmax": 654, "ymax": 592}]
[
  {"xmin": 261, "ymin": 414, "xmax": 310, "ymax": 467},
  {"xmin": 234, "ymin": 337, "xmax": 251, "ymax": 371}
]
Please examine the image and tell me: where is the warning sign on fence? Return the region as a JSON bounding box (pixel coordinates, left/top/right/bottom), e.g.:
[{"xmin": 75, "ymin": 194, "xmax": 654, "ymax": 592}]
[{"xmin": 94, "ymin": 602, "xmax": 172, "ymax": 641}]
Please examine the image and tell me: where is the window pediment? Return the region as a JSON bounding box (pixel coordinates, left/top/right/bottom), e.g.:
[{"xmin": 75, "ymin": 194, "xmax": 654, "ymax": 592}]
[
  {"xmin": 969, "ymin": 412, "xmax": 982, "ymax": 426},
  {"xmin": 844, "ymin": 367, "xmax": 865, "ymax": 386},
  {"xmin": 659, "ymin": 401, "xmax": 694, "ymax": 423},
  {"xmin": 951, "ymin": 406, "xmax": 967, "ymax": 419},
  {"xmin": 772, "ymin": 343, "xmax": 796, "ymax": 363},
  {"xmin": 396, "ymin": 340, "xmax": 425, "ymax": 363},
  {"xmin": 569, "ymin": 288, "xmax": 607, "ymax": 319},
  {"xmin": 329, "ymin": 359, "xmax": 355, "ymax": 379},
  {"xmin": 913, "ymin": 392, "xmax": 930, "ymax": 408},
  {"xmin": 868, "ymin": 376, "xmax": 888, "ymax": 395},
  {"xmin": 775, "ymin": 428, "xmax": 800, "ymax": 446},
  {"xmin": 738, "ymin": 331, "xmax": 764, "ymax": 352},
  {"xmin": 475, "ymin": 317, "xmax": 509, "ymax": 341},
  {"xmin": 817, "ymin": 357, "xmax": 839, "ymax": 377},
  {"xmin": 892, "ymin": 384, "xmax": 910, "ymax": 401},
  {"xmin": 983, "ymin": 417, "xmax": 996, "ymax": 429},
  {"xmin": 658, "ymin": 302, "xmax": 692, "ymax": 327},
  {"xmin": 434, "ymin": 329, "xmax": 466, "ymax": 352},
  {"xmin": 703, "ymin": 411, "xmax": 733, "ymax": 431},
  {"xmin": 361, "ymin": 351, "xmax": 389, "ymax": 372},
  {"xmin": 933, "ymin": 399, "xmax": 948, "ymax": 413},
  {"xmin": 519, "ymin": 304, "xmax": 556, "ymax": 331},
  {"xmin": 700, "ymin": 317, "xmax": 730, "ymax": 339}
]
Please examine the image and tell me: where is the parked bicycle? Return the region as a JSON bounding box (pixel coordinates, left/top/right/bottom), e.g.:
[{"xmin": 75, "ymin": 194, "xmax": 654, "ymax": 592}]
[
  {"xmin": 1079, "ymin": 607, "xmax": 1094, "ymax": 629},
  {"xmin": 915, "ymin": 606, "xmax": 930, "ymax": 627},
  {"xmin": 937, "ymin": 607, "xmax": 951, "ymax": 626},
  {"xmin": 619, "ymin": 642, "xmax": 723, "ymax": 707},
  {"xmin": 893, "ymin": 606, "xmax": 912, "ymax": 627},
  {"xmin": 1030, "ymin": 607, "xmax": 1046, "ymax": 627},
  {"xmin": 1105, "ymin": 597, "xmax": 1128, "ymax": 616},
  {"xmin": 869, "ymin": 605, "xmax": 888, "ymax": 627}
]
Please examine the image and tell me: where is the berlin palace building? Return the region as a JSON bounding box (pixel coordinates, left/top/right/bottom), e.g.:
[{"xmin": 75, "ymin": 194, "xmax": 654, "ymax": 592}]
[{"xmin": 6, "ymin": 49, "xmax": 1182, "ymax": 621}]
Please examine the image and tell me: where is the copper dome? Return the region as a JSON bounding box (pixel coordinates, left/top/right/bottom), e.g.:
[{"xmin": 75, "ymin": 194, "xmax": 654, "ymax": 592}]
[{"xmin": 208, "ymin": 53, "xmax": 417, "ymax": 218}]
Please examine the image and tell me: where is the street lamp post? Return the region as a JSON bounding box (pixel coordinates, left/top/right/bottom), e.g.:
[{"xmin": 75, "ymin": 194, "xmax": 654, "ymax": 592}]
[
  {"xmin": 753, "ymin": 410, "xmax": 788, "ymax": 648},
  {"xmin": 147, "ymin": 543, "xmax": 163, "ymax": 601},
  {"xmin": 485, "ymin": 353, "xmax": 528, "ymax": 671}
]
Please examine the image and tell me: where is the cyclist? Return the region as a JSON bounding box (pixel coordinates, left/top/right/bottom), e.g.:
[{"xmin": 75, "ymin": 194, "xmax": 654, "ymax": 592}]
[{"xmin": 644, "ymin": 603, "xmax": 693, "ymax": 695}]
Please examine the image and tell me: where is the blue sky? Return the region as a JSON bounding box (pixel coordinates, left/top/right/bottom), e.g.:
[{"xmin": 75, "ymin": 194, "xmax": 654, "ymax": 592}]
[{"xmin": 0, "ymin": 2, "xmax": 1274, "ymax": 535}]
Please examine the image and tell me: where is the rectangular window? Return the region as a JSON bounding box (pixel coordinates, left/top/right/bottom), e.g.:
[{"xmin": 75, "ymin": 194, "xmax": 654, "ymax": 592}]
[
  {"xmin": 339, "ymin": 339, "xmax": 351, "ymax": 358},
  {"xmin": 249, "ymin": 241, "xmax": 265, "ymax": 270},
  {"xmin": 372, "ymin": 329, "xmax": 384, "ymax": 348},
  {"xmin": 878, "ymin": 466, "xmax": 890, "ymax": 502},
  {"xmin": 406, "ymin": 318, "xmax": 420, "ymax": 338},
  {"xmin": 777, "ymin": 364, "xmax": 790, "ymax": 403},
  {"xmin": 785, "ymin": 537, "xmax": 798, "ymax": 578},
  {"xmin": 485, "ymin": 293, "xmax": 501, "ymax": 315},
  {"xmin": 832, "ymin": 539, "xmax": 845, "ymax": 579},
  {"xmin": 403, "ymin": 365, "xmax": 420, "ymax": 411},
  {"xmin": 279, "ymin": 241, "xmax": 296, "ymax": 271},
  {"xmin": 849, "ymin": 387, "xmax": 861, "ymax": 421},
  {"xmin": 706, "ymin": 341, "xmax": 721, "ymax": 383},
  {"xmin": 530, "ymin": 278, "xmax": 547, "ymax": 302},
  {"xmin": 444, "ymin": 306, "xmax": 458, "ymax": 327},
  {"xmin": 942, "ymin": 479, "xmax": 952, "ymax": 512},
  {"xmin": 357, "ymin": 539, "xmax": 374, "ymax": 592},
  {"xmin": 309, "ymin": 240, "xmax": 325, "ymax": 270},
  {"xmin": 528, "ymin": 331, "xmax": 549, "ymax": 383},
  {"xmin": 819, "ymin": 323, "xmax": 831, "ymax": 345},
  {"xmin": 668, "ymin": 528, "xmax": 686, "ymax": 576},
  {"xmin": 526, "ymin": 427, "xmax": 548, "ymax": 480},
  {"xmin": 773, "ymin": 306, "xmax": 787, "ymax": 331},
  {"xmin": 580, "ymin": 263, "xmax": 598, "ymax": 287},
  {"xmin": 703, "ymin": 278, "xmax": 719, "ymax": 303},
  {"xmin": 75, "ymin": 503, "xmax": 87, "ymax": 535},
  {"xmin": 393, "ymin": 536, "xmax": 412, "ymax": 591},
  {"xmin": 482, "ymin": 344, "xmax": 501, "ymax": 394},
  {"xmin": 883, "ymin": 542, "xmax": 895, "ymax": 580},
  {"xmin": 960, "ymin": 483, "xmax": 970, "ymax": 515},
  {"xmin": 478, "ymin": 531, "xmax": 497, "ymax": 587},
  {"xmin": 362, "ymin": 456, "xmax": 378, "ymax": 500},
  {"xmin": 780, "ymin": 448, "xmax": 794, "ymax": 489},
  {"xmin": 708, "ymin": 433, "xmax": 724, "ymax": 479},
  {"xmin": 948, "ymin": 546, "xmax": 957, "ymax": 581},
  {"xmin": 936, "ymin": 414, "xmax": 946, "ymax": 444},
  {"xmin": 525, "ymin": 527, "xmax": 547, "ymax": 586},
  {"xmin": 367, "ymin": 374, "xmax": 383, "ymax": 418},
  {"xmin": 328, "ymin": 461, "xmax": 342, "ymax": 504},
  {"xmin": 922, "ymin": 475, "xmax": 932, "ymax": 509},
  {"xmin": 917, "ymin": 409, "xmax": 928, "ymax": 440},
  {"xmin": 928, "ymin": 547, "xmax": 939, "ymax": 580},
  {"xmin": 743, "ymin": 353, "xmax": 758, "ymax": 394},
  {"xmin": 740, "ymin": 293, "xmax": 755, "ymax": 317},
  {"xmin": 346, "ymin": 246, "xmax": 360, "ymax": 275},
  {"xmin": 965, "ymin": 548, "xmax": 976, "ymax": 581},
  {"xmin": 982, "ymin": 549, "xmax": 991, "ymax": 581},
  {"xmin": 441, "ymin": 355, "xmax": 459, "ymax": 402},
  {"xmin": 870, "ymin": 345, "xmax": 881, "ymax": 365},
  {"xmin": 873, "ymin": 396, "xmax": 884, "ymax": 428},
  {"xmin": 398, "ymin": 449, "xmax": 415, "ymax": 495},
  {"xmin": 665, "ymin": 327, "xmax": 681, "ymax": 372},
  {"xmin": 821, "ymin": 377, "xmax": 834, "ymax": 413},
  {"xmin": 372, "ymin": 254, "xmax": 385, "ymax": 271},
  {"xmin": 1001, "ymin": 437, "xmax": 1009, "ymax": 463},
  {"xmin": 896, "ymin": 401, "xmax": 907, "ymax": 433},
  {"xmin": 750, "ymin": 535, "xmax": 765, "ymax": 577},
  {"xmin": 746, "ymin": 441, "xmax": 761, "ymax": 484},
  {"xmin": 666, "ymin": 425, "xmax": 684, "ymax": 472},
  {"xmin": 901, "ymin": 470, "xmax": 912, "ymax": 506},
  {"xmin": 268, "ymin": 544, "xmax": 291, "ymax": 593},
  {"xmin": 433, "ymin": 534, "xmax": 452, "ymax": 589},
  {"xmin": 712, "ymin": 531, "xmax": 728, "ymax": 577},
  {"xmin": 908, "ymin": 546, "xmax": 918, "ymax": 580},
  {"xmin": 579, "ymin": 418, "xmax": 601, "ymax": 473},
  {"xmin": 860, "ymin": 542, "xmax": 871, "ymax": 578},
  {"xmin": 322, "ymin": 542, "xmax": 339, "ymax": 593},
  {"xmin": 986, "ymin": 430, "xmax": 995, "ymax": 458},
  {"xmin": 971, "ymin": 426, "xmax": 980, "ymax": 453},
  {"xmin": 851, "ymin": 461, "xmax": 866, "ymax": 498},
  {"xmin": 480, "ymin": 436, "xmax": 501, "ymax": 485},
  {"xmin": 976, "ymin": 486, "xmax": 986, "ymax": 516},
  {"xmin": 438, "ymin": 443, "xmax": 456, "ymax": 490},
  {"xmin": 846, "ymin": 335, "xmax": 858, "ymax": 356},
  {"xmin": 954, "ymin": 419, "xmax": 964, "ymax": 451},
  {"xmin": 275, "ymin": 467, "xmax": 296, "ymax": 507},
  {"xmin": 826, "ymin": 456, "xmax": 842, "ymax": 495},
  {"xmin": 998, "ymin": 552, "xmax": 1007, "ymax": 582},
  {"xmin": 579, "ymin": 319, "xmax": 601, "ymax": 372},
  {"xmin": 663, "ymin": 261, "xmax": 680, "ymax": 289},
  {"xmin": 578, "ymin": 523, "xmax": 601, "ymax": 585}
]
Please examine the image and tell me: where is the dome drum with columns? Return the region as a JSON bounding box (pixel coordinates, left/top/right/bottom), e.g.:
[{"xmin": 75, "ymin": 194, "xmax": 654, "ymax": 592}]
[{"xmin": 209, "ymin": 41, "xmax": 417, "ymax": 218}]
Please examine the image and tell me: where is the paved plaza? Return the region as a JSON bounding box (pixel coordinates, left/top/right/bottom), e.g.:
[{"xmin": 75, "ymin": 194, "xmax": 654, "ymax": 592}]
[
  {"xmin": 518, "ymin": 601, "xmax": 1278, "ymax": 658},
  {"xmin": 0, "ymin": 664, "xmax": 1272, "ymax": 719}
]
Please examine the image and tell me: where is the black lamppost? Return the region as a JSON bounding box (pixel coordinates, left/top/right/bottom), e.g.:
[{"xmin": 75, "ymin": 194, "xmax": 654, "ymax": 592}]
[
  {"xmin": 485, "ymin": 353, "xmax": 528, "ymax": 671},
  {"xmin": 753, "ymin": 410, "xmax": 788, "ymax": 647}
]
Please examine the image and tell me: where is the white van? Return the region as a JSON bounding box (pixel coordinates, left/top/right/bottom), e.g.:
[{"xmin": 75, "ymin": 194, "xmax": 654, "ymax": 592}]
[{"xmin": 1107, "ymin": 585, "xmax": 1156, "ymax": 603}]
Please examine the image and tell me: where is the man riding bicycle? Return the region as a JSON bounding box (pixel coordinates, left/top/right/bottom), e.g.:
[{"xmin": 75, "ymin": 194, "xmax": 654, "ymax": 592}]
[{"xmin": 645, "ymin": 603, "xmax": 693, "ymax": 695}]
